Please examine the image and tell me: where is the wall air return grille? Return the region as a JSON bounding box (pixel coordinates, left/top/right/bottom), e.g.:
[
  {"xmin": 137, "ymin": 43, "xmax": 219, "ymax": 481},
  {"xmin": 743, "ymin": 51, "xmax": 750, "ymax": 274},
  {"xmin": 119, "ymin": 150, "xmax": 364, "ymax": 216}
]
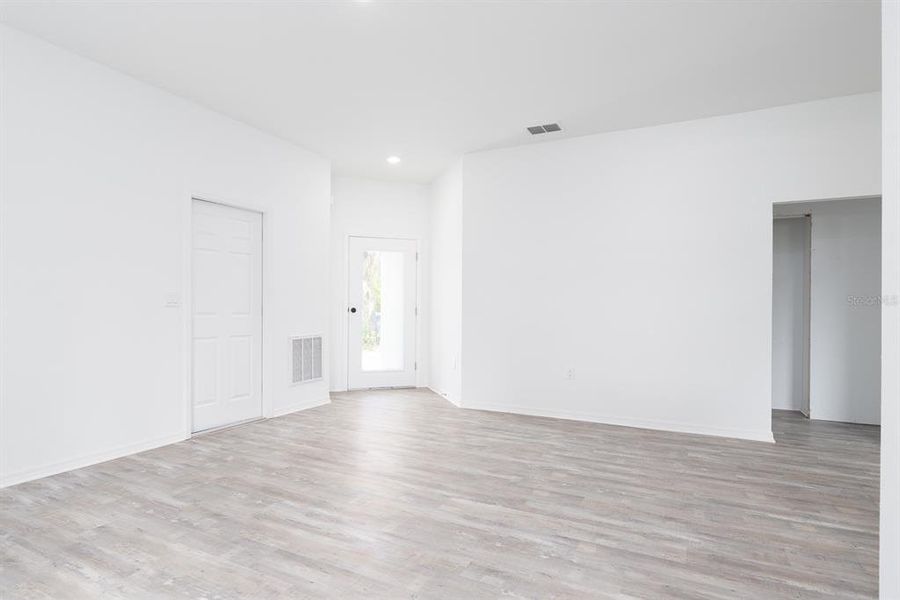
[
  {"xmin": 291, "ymin": 335, "xmax": 323, "ymax": 384},
  {"xmin": 526, "ymin": 123, "xmax": 562, "ymax": 135}
]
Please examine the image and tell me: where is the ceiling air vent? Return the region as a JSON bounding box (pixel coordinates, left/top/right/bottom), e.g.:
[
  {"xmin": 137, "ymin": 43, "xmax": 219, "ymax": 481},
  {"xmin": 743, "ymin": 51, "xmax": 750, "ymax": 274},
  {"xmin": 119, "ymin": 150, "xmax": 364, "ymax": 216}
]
[
  {"xmin": 527, "ymin": 123, "xmax": 562, "ymax": 135},
  {"xmin": 291, "ymin": 335, "xmax": 323, "ymax": 384}
]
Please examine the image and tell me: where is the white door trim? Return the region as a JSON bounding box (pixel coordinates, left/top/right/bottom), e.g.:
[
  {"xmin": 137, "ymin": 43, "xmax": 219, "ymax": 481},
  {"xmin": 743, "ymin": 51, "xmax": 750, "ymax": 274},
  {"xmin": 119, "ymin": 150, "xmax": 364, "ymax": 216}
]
[
  {"xmin": 344, "ymin": 234, "xmax": 420, "ymax": 390},
  {"xmin": 183, "ymin": 194, "xmax": 272, "ymax": 438}
]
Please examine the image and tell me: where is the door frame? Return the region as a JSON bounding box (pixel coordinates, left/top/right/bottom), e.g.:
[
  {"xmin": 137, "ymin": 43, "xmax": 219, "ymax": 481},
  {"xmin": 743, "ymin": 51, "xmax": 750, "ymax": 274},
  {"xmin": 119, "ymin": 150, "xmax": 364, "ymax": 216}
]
[
  {"xmin": 800, "ymin": 214, "xmax": 812, "ymax": 417},
  {"xmin": 343, "ymin": 234, "xmax": 421, "ymax": 390},
  {"xmin": 183, "ymin": 194, "xmax": 270, "ymax": 438}
]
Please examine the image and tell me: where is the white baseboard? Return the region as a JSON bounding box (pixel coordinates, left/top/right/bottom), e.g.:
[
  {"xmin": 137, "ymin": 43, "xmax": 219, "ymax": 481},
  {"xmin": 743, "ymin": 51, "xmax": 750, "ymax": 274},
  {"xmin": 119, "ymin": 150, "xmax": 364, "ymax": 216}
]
[
  {"xmin": 0, "ymin": 431, "xmax": 187, "ymax": 489},
  {"xmin": 271, "ymin": 396, "xmax": 330, "ymax": 418},
  {"xmin": 2, "ymin": 397, "xmax": 332, "ymax": 489},
  {"xmin": 427, "ymin": 386, "xmax": 461, "ymax": 407},
  {"xmin": 466, "ymin": 402, "xmax": 775, "ymax": 443}
]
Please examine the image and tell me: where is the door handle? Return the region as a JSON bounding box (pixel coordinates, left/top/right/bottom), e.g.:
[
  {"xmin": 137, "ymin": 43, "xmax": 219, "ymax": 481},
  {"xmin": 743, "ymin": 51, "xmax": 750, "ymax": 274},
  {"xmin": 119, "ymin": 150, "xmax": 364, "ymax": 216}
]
[{"xmin": 349, "ymin": 307, "xmax": 357, "ymax": 313}]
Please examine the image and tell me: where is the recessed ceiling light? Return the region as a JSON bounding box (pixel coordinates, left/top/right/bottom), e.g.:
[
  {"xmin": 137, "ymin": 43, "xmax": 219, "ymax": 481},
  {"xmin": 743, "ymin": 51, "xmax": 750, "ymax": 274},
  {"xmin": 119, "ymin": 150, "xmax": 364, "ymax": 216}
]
[{"xmin": 386, "ymin": 156, "xmax": 401, "ymax": 165}]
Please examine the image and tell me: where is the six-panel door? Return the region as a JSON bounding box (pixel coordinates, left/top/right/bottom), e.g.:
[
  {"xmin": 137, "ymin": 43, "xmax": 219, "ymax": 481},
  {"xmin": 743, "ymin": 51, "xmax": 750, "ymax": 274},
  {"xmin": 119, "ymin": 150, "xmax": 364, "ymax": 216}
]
[{"xmin": 191, "ymin": 200, "xmax": 263, "ymax": 432}]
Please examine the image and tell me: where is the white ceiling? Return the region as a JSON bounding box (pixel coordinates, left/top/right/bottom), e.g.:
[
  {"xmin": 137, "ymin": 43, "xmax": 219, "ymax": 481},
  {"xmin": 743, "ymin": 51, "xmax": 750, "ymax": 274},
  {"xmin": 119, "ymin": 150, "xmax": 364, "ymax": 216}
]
[{"xmin": 0, "ymin": 1, "xmax": 881, "ymax": 183}]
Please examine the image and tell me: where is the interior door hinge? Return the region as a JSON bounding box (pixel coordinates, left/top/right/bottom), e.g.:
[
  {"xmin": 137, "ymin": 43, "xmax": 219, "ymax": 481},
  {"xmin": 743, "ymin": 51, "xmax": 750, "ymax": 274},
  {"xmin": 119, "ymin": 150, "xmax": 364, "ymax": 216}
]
[{"xmin": 414, "ymin": 361, "xmax": 418, "ymax": 370}]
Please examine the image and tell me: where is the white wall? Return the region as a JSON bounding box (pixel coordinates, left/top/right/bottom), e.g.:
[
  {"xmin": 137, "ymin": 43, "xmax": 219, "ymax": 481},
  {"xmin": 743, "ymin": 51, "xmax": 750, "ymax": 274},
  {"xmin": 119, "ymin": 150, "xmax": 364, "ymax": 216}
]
[
  {"xmin": 461, "ymin": 93, "xmax": 880, "ymax": 442},
  {"xmin": 0, "ymin": 26, "xmax": 331, "ymax": 487},
  {"xmin": 881, "ymin": 1, "xmax": 900, "ymax": 596},
  {"xmin": 329, "ymin": 175, "xmax": 430, "ymax": 391},
  {"xmin": 429, "ymin": 161, "xmax": 463, "ymax": 405},
  {"xmin": 809, "ymin": 200, "xmax": 881, "ymax": 424},
  {"xmin": 772, "ymin": 218, "xmax": 808, "ymax": 412}
]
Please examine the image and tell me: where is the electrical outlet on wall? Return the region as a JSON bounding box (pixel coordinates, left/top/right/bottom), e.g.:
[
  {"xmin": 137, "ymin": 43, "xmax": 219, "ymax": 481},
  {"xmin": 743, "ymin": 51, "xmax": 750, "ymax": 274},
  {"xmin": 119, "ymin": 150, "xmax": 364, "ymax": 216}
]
[{"xmin": 566, "ymin": 368, "xmax": 575, "ymax": 380}]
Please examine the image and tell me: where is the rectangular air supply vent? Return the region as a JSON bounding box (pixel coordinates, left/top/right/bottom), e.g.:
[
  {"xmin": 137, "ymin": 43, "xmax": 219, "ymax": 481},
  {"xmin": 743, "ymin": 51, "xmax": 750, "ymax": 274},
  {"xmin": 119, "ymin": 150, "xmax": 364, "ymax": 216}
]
[
  {"xmin": 527, "ymin": 122, "xmax": 562, "ymax": 135},
  {"xmin": 291, "ymin": 335, "xmax": 323, "ymax": 384}
]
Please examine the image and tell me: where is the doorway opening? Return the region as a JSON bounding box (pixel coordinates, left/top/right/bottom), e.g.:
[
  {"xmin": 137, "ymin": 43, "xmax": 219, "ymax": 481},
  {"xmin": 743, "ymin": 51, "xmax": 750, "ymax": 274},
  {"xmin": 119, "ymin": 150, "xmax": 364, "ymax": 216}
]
[{"xmin": 772, "ymin": 197, "xmax": 881, "ymax": 425}]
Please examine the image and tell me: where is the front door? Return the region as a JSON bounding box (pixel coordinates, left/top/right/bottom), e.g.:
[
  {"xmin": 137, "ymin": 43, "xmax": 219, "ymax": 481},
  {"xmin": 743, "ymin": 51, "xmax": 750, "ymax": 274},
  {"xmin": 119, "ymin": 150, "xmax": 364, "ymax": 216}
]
[{"xmin": 347, "ymin": 236, "xmax": 417, "ymax": 389}]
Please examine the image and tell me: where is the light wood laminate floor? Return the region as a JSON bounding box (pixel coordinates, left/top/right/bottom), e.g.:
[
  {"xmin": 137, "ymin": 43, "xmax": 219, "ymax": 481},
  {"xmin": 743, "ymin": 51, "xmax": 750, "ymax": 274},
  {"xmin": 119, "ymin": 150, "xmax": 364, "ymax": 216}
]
[{"xmin": 1, "ymin": 389, "xmax": 880, "ymax": 599}]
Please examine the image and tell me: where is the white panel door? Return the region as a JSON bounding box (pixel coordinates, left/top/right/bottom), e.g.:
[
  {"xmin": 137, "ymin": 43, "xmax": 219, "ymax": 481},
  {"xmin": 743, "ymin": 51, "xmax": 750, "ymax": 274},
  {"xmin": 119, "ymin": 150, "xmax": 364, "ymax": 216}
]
[
  {"xmin": 347, "ymin": 237, "xmax": 417, "ymax": 389},
  {"xmin": 191, "ymin": 200, "xmax": 262, "ymax": 432}
]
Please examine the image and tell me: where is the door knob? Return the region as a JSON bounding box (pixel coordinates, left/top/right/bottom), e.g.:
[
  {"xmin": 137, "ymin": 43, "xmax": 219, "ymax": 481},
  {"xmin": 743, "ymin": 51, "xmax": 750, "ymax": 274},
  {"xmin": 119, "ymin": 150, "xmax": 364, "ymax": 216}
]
[{"xmin": 349, "ymin": 307, "xmax": 357, "ymax": 313}]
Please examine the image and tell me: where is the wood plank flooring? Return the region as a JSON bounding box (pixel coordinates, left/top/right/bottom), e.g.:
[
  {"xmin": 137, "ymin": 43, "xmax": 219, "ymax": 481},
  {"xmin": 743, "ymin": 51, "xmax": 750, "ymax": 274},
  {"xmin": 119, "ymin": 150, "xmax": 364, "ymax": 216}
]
[{"xmin": 0, "ymin": 389, "xmax": 880, "ymax": 599}]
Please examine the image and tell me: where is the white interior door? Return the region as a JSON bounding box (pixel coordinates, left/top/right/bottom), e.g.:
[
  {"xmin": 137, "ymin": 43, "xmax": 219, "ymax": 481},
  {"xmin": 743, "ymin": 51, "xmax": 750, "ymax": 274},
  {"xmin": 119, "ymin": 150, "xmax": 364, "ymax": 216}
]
[
  {"xmin": 191, "ymin": 199, "xmax": 262, "ymax": 432},
  {"xmin": 347, "ymin": 236, "xmax": 417, "ymax": 389},
  {"xmin": 772, "ymin": 217, "xmax": 810, "ymax": 414}
]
